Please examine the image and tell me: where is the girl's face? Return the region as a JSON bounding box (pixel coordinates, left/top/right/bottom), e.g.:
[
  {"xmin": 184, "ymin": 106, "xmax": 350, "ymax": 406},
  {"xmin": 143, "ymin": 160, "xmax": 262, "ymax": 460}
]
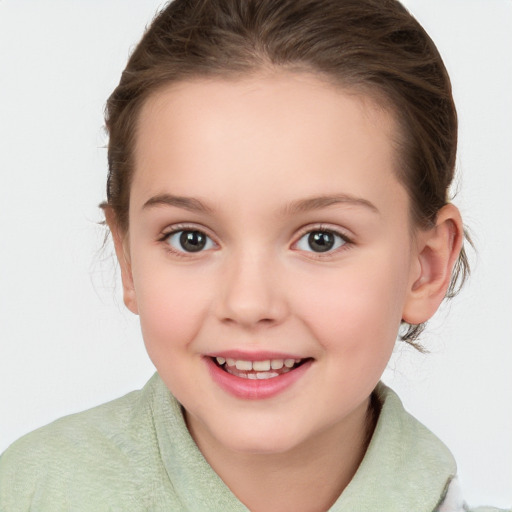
[{"xmin": 119, "ymin": 73, "xmax": 423, "ymax": 455}]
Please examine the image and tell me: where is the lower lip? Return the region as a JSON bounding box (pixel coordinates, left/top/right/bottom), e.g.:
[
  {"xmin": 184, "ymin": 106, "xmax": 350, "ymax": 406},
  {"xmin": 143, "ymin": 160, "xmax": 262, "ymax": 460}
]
[{"xmin": 205, "ymin": 357, "xmax": 312, "ymax": 400}]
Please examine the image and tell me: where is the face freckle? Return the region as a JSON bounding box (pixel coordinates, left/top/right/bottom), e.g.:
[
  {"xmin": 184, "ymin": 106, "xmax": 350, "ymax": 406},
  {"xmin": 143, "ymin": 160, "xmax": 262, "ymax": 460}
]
[{"xmin": 120, "ymin": 72, "xmax": 421, "ymax": 459}]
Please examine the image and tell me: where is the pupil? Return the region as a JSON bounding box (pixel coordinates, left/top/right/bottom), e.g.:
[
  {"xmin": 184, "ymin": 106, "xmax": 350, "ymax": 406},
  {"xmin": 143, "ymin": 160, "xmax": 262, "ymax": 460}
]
[
  {"xmin": 308, "ymin": 231, "xmax": 334, "ymax": 252},
  {"xmin": 180, "ymin": 231, "xmax": 206, "ymax": 252}
]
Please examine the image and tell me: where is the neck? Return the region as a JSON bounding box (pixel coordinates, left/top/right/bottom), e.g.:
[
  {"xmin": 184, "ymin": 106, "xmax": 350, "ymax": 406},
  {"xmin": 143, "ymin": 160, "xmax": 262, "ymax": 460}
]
[{"xmin": 187, "ymin": 395, "xmax": 377, "ymax": 512}]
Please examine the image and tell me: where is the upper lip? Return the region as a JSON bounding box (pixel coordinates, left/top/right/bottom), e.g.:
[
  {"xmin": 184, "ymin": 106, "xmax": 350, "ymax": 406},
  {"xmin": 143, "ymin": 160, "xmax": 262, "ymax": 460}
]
[{"xmin": 204, "ymin": 350, "xmax": 307, "ymax": 361}]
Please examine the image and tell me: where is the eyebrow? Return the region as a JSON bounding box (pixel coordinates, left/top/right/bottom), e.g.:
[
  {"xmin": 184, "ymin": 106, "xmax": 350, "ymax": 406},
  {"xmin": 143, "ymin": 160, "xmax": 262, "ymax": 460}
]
[
  {"xmin": 142, "ymin": 194, "xmax": 213, "ymax": 213},
  {"xmin": 142, "ymin": 193, "xmax": 379, "ymax": 216},
  {"xmin": 282, "ymin": 194, "xmax": 379, "ymax": 215}
]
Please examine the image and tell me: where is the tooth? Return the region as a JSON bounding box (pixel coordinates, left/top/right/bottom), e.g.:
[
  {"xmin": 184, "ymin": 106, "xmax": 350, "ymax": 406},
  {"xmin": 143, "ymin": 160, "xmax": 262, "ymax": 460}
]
[
  {"xmin": 256, "ymin": 372, "xmax": 279, "ymax": 379},
  {"xmin": 253, "ymin": 360, "xmax": 271, "ymax": 371},
  {"xmin": 216, "ymin": 357, "xmax": 226, "ymax": 365},
  {"xmin": 235, "ymin": 360, "xmax": 253, "ymax": 371},
  {"xmin": 226, "ymin": 358, "xmax": 236, "ymax": 367},
  {"xmin": 247, "ymin": 373, "xmax": 258, "ymax": 379},
  {"xmin": 284, "ymin": 359, "xmax": 295, "ymax": 368},
  {"xmin": 271, "ymin": 359, "xmax": 284, "ymax": 370}
]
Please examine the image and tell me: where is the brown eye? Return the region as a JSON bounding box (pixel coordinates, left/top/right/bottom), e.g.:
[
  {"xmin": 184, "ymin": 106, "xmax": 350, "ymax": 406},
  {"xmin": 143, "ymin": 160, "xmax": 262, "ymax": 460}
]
[
  {"xmin": 308, "ymin": 231, "xmax": 335, "ymax": 252},
  {"xmin": 296, "ymin": 230, "xmax": 347, "ymax": 253},
  {"xmin": 166, "ymin": 230, "xmax": 214, "ymax": 253}
]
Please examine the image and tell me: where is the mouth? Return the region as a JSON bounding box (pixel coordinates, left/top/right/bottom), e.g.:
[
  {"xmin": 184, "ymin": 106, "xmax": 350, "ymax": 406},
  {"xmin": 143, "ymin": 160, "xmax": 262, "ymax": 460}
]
[
  {"xmin": 205, "ymin": 353, "xmax": 314, "ymax": 399},
  {"xmin": 211, "ymin": 356, "xmax": 311, "ymax": 380}
]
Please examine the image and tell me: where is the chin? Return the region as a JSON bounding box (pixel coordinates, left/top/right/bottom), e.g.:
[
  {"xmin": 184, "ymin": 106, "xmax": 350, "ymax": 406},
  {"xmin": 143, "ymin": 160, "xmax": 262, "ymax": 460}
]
[
  {"xmin": 227, "ymin": 434, "xmax": 301, "ymax": 456},
  {"xmin": 215, "ymin": 417, "xmax": 314, "ymax": 456}
]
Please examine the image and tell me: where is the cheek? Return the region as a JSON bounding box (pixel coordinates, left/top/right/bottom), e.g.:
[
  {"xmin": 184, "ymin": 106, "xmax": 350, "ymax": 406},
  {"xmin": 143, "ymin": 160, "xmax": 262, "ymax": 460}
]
[
  {"xmin": 131, "ymin": 261, "xmax": 212, "ymax": 357},
  {"xmin": 293, "ymin": 253, "xmax": 409, "ymax": 359}
]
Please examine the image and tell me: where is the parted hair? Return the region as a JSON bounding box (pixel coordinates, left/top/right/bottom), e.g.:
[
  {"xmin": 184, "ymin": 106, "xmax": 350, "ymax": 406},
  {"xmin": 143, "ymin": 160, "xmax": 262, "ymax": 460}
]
[{"xmin": 104, "ymin": 0, "xmax": 470, "ymax": 346}]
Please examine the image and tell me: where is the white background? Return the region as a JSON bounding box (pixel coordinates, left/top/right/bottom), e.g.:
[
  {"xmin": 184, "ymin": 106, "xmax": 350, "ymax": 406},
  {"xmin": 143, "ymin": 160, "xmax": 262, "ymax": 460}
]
[{"xmin": 0, "ymin": 0, "xmax": 510, "ymax": 507}]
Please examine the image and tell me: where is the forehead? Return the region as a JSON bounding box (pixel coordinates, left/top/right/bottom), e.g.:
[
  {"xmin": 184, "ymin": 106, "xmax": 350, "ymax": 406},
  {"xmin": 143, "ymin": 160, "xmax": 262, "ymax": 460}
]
[{"xmin": 131, "ymin": 72, "xmax": 406, "ymax": 217}]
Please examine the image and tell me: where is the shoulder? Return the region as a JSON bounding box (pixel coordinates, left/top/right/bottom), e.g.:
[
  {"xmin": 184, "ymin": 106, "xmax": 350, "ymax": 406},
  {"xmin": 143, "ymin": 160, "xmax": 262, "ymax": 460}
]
[
  {"xmin": 366, "ymin": 385, "xmax": 510, "ymax": 512},
  {"xmin": 468, "ymin": 509, "xmax": 512, "ymax": 512},
  {"xmin": 436, "ymin": 477, "xmax": 511, "ymax": 512},
  {"xmin": 0, "ymin": 374, "xmax": 162, "ymax": 511}
]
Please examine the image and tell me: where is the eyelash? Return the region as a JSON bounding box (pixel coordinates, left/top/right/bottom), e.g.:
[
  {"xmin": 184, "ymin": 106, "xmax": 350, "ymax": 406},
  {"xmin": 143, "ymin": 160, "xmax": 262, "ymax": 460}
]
[{"xmin": 158, "ymin": 224, "xmax": 353, "ymax": 258}]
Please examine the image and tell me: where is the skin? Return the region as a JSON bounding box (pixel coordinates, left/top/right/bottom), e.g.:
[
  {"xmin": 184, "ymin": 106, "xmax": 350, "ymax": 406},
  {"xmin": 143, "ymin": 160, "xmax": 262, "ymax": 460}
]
[{"xmin": 107, "ymin": 72, "xmax": 463, "ymax": 512}]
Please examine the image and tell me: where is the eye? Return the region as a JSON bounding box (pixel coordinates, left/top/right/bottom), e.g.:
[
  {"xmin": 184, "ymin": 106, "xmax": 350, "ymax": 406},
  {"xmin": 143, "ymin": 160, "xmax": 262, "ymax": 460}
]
[
  {"xmin": 165, "ymin": 230, "xmax": 215, "ymax": 253},
  {"xmin": 295, "ymin": 229, "xmax": 347, "ymax": 253}
]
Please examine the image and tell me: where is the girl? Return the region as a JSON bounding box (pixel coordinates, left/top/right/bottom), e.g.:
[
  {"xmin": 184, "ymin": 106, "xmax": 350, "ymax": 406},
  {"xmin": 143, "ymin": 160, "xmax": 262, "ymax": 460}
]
[{"xmin": 0, "ymin": 1, "xmax": 509, "ymax": 510}]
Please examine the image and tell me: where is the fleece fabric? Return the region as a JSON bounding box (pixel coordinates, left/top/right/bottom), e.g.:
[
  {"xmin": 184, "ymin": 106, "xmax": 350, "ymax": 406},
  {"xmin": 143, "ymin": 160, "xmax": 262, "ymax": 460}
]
[{"xmin": 0, "ymin": 373, "xmax": 508, "ymax": 511}]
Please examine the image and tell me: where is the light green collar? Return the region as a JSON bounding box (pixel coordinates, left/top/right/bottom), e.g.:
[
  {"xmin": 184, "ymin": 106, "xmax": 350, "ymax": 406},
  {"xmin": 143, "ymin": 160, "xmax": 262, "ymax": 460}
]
[
  {"xmin": 150, "ymin": 374, "xmax": 455, "ymax": 511},
  {"xmin": 331, "ymin": 382, "xmax": 456, "ymax": 511}
]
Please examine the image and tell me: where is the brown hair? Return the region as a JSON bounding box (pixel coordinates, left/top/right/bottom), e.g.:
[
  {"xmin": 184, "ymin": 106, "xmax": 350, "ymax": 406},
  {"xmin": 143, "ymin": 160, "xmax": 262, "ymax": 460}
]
[{"xmin": 103, "ymin": 0, "xmax": 470, "ymax": 346}]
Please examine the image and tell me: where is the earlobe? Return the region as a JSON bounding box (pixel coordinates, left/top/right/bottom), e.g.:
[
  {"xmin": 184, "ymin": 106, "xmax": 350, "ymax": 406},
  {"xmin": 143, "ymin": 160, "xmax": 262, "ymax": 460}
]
[
  {"xmin": 104, "ymin": 207, "xmax": 139, "ymax": 315},
  {"xmin": 402, "ymin": 204, "xmax": 464, "ymax": 325}
]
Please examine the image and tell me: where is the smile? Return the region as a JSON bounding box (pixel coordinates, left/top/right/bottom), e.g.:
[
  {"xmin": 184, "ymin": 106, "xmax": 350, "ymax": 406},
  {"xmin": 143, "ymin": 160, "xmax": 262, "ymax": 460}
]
[
  {"xmin": 214, "ymin": 356, "xmax": 304, "ymax": 380},
  {"xmin": 206, "ymin": 354, "xmax": 313, "ymax": 399}
]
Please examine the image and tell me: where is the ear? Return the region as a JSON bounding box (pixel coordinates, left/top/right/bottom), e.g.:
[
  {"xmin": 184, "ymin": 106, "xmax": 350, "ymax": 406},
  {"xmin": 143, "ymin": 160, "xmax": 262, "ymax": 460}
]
[
  {"xmin": 402, "ymin": 204, "xmax": 464, "ymax": 325},
  {"xmin": 104, "ymin": 207, "xmax": 139, "ymax": 315}
]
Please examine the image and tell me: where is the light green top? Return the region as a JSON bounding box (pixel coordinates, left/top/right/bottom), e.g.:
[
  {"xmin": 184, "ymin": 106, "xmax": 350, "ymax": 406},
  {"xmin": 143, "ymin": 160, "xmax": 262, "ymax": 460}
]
[{"xmin": 0, "ymin": 374, "xmax": 508, "ymax": 511}]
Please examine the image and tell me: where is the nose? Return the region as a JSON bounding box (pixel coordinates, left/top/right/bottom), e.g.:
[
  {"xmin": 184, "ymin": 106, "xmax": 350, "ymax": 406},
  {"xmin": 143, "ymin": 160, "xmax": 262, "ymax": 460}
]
[{"xmin": 215, "ymin": 249, "xmax": 289, "ymax": 328}]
